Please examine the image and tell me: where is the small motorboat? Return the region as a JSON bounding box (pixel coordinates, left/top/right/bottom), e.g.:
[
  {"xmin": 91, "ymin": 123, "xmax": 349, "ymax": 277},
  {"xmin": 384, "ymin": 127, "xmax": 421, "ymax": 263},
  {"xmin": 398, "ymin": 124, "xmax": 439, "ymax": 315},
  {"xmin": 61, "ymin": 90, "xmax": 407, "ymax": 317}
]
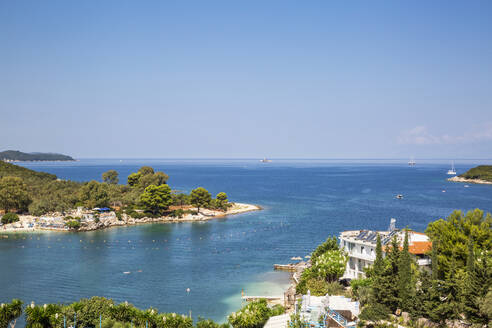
[{"xmin": 396, "ymin": 194, "xmax": 403, "ymax": 199}]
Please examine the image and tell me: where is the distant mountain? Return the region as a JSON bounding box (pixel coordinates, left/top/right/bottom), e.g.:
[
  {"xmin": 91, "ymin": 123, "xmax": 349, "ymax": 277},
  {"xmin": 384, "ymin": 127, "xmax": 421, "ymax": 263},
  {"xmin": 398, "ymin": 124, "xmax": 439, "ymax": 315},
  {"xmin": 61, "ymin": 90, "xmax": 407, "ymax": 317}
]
[{"xmin": 0, "ymin": 150, "xmax": 75, "ymax": 161}]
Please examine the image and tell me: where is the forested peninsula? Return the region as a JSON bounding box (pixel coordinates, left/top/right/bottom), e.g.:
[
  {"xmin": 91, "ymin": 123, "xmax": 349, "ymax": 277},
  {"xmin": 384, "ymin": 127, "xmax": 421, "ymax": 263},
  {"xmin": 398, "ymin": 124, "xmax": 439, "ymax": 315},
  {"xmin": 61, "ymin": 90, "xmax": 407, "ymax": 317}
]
[
  {"xmin": 448, "ymin": 165, "xmax": 492, "ymax": 184},
  {"xmin": 0, "ymin": 150, "xmax": 74, "ymax": 161},
  {"xmin": 0, "ymin": 161, "xmax": 259, "ymax": 232}
]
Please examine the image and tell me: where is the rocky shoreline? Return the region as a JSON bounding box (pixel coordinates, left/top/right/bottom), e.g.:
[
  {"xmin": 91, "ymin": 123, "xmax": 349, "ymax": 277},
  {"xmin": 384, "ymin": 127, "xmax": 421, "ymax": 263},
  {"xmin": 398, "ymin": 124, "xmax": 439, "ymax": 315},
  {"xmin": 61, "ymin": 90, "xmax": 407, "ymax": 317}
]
[
  {"xmin": 447, "ymin": 176, "xmax": 492, "ymax": 185},
  {"xmin": 0, "ymin": 203, "xmax": 261, "ymax": 233}
]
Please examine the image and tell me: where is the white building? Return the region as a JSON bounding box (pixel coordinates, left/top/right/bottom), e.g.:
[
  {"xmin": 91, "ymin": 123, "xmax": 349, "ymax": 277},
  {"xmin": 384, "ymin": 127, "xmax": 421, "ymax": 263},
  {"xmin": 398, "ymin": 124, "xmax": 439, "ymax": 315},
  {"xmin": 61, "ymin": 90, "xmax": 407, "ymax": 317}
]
[{"xmin": 339, "ymin": 219, "xmax": 432, "ymax": 279}]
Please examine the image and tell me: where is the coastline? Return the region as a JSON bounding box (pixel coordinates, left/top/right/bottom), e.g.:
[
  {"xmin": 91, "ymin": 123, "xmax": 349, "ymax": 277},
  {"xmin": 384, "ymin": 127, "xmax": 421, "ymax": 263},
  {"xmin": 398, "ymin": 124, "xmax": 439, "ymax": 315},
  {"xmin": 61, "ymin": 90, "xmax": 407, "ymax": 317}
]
[
  {"xmin": 448, "ymin": 176, "xmax": 492, "ymax": 185},
  {"xmin": 0, "ymin": 202, "xmax": 261, "ymax": 234}
]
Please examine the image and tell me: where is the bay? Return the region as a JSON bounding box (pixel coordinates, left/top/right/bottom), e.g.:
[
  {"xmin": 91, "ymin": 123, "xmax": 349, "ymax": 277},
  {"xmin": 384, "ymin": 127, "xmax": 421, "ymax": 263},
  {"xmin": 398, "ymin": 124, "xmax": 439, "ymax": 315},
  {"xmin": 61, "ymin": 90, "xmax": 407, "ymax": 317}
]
[{"xmin": 1, "ymin": 159, "xmax": 491, "ymax": 322}]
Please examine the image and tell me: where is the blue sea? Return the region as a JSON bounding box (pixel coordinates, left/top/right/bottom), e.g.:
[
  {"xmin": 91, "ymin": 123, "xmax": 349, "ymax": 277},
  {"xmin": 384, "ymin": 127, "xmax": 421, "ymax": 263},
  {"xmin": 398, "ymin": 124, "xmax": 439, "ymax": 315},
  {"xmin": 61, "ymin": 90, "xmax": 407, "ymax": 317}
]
[{"xmin": 1, "ymin": 159, "xmax": 492, "ymax": 322}]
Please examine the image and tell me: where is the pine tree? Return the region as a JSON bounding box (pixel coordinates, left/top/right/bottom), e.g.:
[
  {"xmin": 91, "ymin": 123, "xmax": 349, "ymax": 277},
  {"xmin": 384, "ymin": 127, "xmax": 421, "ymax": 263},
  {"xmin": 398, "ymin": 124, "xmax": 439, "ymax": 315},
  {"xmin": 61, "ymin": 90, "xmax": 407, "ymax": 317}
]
[
  {"xmin": 463, "ymin": 238, "xmax": 491, "ymax": 324},
  {"xmin": 431, "ymin": 240, "xmax": 439, "ymax": 280},
  {"xmin": 384, "ymin": 235, "xmax": 401, "ymax": 312},
  {"xmin": 398, "ymin": 230, "xmax": 415, "ymax": 312},
  {"xmin": 371, "ymin": 234, "xmax": 386, "ymax": 305}
]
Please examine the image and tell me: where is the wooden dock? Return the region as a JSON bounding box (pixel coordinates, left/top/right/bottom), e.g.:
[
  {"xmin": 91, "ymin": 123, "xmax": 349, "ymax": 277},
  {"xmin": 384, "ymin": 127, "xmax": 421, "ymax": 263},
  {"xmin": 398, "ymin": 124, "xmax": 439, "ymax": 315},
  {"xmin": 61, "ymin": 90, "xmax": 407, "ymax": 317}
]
[
  {"xmin": 273, "ymin": 264, "xmax": 298, "ymax": 272},
  {"xmin": 241, "ymin": 295, "xmax": 283, "ymax": 301}
]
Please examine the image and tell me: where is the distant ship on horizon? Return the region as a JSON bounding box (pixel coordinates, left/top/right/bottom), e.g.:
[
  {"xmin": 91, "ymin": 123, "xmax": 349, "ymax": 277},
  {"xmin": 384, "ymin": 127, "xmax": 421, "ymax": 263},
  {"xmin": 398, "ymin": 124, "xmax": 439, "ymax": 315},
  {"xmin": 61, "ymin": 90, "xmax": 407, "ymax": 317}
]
[
  {"xmin": 447, "ymin": 161, "xmax": 457, "ymax": 175},
  {"xmin": 408, "ymin": 157, "xmax": 416, "ymax": 166},
  {"xmin": 260, "ymin": 158, "xmax": 272, "ymax": 163}
]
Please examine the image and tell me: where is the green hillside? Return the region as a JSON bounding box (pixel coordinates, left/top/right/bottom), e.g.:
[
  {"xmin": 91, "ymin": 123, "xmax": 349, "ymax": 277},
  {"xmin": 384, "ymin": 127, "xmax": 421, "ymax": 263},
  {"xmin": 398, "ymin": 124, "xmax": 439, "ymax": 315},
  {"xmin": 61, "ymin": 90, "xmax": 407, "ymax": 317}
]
[
  {"xmin": 0, "ymin": 161, "xmax": 57, "ymax": 182},
  {"xmin": 459, "ymin": 165, "xmax": 492, "ymax": 182},
  {"xmin": 0, "ymin": 150, "xmax": 74, "ymax": 161}
]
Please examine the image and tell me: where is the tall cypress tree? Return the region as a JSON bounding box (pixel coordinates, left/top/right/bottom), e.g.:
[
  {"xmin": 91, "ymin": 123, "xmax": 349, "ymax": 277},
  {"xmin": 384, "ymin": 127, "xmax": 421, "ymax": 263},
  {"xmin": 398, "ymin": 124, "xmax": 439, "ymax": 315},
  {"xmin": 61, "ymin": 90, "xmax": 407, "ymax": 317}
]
[
  {"xmin": 371, "ymin": 234, "xmax": 386, "ymax": 305},
  {"xmin": 463, "ymin": 238, "xmax": 491, "ymax": 324},
  {"xmin": 431, "ymin": 240, "xmax": 439, "ymax": 280},
  {"xmin": 398, "ymin": 230, "xmax": 415, "ymax": 312},
  {"xmin": 384, "ymin": 235, "xmax": 401, "ymax": 312}
]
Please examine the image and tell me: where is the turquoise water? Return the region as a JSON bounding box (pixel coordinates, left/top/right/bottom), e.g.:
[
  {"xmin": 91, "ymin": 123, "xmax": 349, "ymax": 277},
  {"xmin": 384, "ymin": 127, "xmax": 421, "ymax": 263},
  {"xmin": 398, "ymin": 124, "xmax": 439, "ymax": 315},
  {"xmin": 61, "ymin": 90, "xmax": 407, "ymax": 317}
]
[{"xmin": 1, "ymin": 159, "xmax": 492, "ymax": 322}]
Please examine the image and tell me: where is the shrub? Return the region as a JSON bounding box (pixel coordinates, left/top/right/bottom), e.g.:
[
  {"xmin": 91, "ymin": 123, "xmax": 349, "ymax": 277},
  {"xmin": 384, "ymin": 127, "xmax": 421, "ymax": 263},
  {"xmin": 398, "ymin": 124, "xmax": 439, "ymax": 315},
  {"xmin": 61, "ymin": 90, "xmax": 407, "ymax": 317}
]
[
  {"xmin": 228, "ymin": 299, "xmax": 277, "ymax": 328},
  {"xmin": 170, "ymin": 209, "xmax": 185, "ymax": 218},
  {"xmin": 359, "ymin": 303, "xmax": 390, "ymax": 321},
  {"xmin": 350, "ymin": 278, "xmax": 372, "ymax": 305},
  {"xmin": 196, "ymin": 317, "xmax": 230, "ymax": 328},
  {"xmin": 65, "ymin": 220, "xmax": 81, "ymax": 230},
  {"xmin": 1, "ymin": 212, "xmax": 20, "ymax": 224},
  {"xmin": 311, "ymin": 236, "xmax": 339, "ymax": 260}
]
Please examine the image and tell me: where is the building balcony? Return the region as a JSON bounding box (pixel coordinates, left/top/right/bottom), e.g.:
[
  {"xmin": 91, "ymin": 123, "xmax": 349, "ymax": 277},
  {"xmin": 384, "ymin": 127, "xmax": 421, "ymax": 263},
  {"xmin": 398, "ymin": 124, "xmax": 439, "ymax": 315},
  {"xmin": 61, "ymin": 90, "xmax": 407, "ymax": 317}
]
[{"xmin": 347, "ymin": 251, "xmax": 375, "ymax": 262}]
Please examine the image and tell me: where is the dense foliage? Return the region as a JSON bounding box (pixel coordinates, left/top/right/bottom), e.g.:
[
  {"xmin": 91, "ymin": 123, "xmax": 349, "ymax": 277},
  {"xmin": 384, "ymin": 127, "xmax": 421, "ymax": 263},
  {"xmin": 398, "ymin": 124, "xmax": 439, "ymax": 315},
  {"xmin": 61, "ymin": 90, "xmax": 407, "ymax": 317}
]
[
  {"xmin": 296, "ymin": 236, "xmax": 348, "ymax": 295},
  {"xmin": 21, "ymin": 297, "xmax": 195, "ymax": 328},
  {"xmin": 0, "ymin": 162, "xmax": 230, "ymax": 218},
  {"xmin": 1, "ymin": 212, "xmax": 20, "ymax": 224},
  {"xmin": 459, "ymin": 165, "xmax": 492, "ymax": 182},
  {"xmin": 227, "ymin": 299, "xmax": 284, "ymax": 328},
  {"xmin": 355, "ymin": 209, "xmax": 492, "ymax": 326},
  {"xmin": 0, "ymin": 299, "xmax": 23, "ymax": 328},
  {"xmin": 0, "ymin": 177, "xmax": 31, "ymax": 212},
  {"xmin": 190, "ymin": 188, "xmax": 212, "ymax": 213},
  {"xmin": 0, "ymin": 297, "xmax": 284, "ymax": 328},
  {"xmin": 139, "ymin": 185, "xmax": 173, "ymax": 215}
]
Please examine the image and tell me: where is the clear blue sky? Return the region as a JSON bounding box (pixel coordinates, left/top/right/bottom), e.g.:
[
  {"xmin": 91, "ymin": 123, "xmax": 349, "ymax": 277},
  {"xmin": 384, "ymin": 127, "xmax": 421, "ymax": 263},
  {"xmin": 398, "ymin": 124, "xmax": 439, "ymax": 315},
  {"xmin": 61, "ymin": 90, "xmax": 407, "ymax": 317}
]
[{"xmin": 1, "ymin": 1, "xmax": 491, "ymax": 158}]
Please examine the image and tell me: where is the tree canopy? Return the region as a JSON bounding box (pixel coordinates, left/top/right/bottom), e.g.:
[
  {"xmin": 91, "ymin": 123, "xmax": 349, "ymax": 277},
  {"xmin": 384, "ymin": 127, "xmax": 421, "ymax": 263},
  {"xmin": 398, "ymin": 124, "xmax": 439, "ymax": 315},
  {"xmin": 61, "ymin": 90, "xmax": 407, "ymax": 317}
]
[
  {"xmin": 139, "ymin": 184, "xmax": 172, "ymax": 215},
  {"xmin": 0, "ymin": 299, "xmax": 23, "ymax": 328},
  {"xmin": 0, "ymin": 176, "xmax": 31, "ymax": 212},
  {"xmin": 356, "ymin": 209, "xmax": 492, "ymax": 326},
  {"xmin": 190, "ymin": 188, "xmax": 212, "ymax": 213},
  {"xmin": 102, "ymin": 170, "xmax": 119, "ymax": 184},
  {"xmin": 0, "ymin": 162, "xmax": 229, "ymax": 218}
]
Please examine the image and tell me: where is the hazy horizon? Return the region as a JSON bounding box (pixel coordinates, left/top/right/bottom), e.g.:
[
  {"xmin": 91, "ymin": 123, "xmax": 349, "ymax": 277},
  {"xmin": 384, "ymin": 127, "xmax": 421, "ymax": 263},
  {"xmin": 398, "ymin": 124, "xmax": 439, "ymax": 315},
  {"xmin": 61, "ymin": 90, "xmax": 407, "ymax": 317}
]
[{"xmin": 2, "ymin": 1, "xmax": 491, "ymax": 158}]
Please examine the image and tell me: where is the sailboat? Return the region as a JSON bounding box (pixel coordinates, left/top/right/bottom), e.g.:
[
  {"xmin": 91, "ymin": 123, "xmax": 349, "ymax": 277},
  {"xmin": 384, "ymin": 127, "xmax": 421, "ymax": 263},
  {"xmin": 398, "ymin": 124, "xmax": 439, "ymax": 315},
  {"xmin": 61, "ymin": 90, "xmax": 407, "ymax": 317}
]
[
  {"xmin": 447, "ymin": 161, "xmax": 457, "ymax": 175},
  {"xmin": 408, "ymin": 157, "xmax": 416, "ymax": 166}
]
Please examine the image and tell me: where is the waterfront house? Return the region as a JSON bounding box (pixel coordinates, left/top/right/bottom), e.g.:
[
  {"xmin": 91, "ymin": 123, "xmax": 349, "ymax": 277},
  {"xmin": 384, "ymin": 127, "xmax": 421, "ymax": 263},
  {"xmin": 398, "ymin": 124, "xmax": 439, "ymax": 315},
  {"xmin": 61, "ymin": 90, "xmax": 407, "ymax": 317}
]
[{"xmin": 339, "ymin": 219, "xmax": 432, "ymax": 279}]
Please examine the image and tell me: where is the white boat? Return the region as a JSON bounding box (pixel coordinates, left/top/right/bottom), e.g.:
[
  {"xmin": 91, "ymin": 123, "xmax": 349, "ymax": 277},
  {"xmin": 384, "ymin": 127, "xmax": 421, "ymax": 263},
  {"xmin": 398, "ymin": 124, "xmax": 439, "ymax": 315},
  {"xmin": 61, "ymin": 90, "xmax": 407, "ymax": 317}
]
[
  {"xmin": 396, "ymin": 194, "xmax": 403, "ymax": 199},
  {"xmin": 260, "ymin": 158, "xmax": 272, "ymax": 163},
  {"xmin": 447, "ymin": 161, "xmax": 457, "ymax": 175},
  {"xmin": 408, "ymin": 157, "xmax": 416, "ymax": 166}
]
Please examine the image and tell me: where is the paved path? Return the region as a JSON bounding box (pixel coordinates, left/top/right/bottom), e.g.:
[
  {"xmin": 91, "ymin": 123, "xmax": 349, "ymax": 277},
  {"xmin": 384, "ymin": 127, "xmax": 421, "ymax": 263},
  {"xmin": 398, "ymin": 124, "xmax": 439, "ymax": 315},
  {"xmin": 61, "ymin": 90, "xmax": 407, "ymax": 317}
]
[{"xmin": 264, "ymin": 314, "xmax": 290, "ymax": 328}]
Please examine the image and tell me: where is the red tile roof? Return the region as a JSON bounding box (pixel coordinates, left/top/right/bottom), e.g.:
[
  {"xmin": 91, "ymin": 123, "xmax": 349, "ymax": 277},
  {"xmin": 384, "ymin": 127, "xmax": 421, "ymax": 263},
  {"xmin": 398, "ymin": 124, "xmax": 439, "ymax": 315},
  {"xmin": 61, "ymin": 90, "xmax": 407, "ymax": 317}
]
[{"xmin": 409, "ymin": 241, "xmax": 432, "ymax": 254}]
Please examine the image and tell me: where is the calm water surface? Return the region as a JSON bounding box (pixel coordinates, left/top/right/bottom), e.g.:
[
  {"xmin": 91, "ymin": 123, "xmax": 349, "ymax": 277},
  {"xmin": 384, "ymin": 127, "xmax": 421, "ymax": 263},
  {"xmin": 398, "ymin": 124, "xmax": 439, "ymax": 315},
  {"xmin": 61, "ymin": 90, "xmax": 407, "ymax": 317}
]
[{"xmin": 1, "ymin": 159, "xmax": 492, "ymax": 322}]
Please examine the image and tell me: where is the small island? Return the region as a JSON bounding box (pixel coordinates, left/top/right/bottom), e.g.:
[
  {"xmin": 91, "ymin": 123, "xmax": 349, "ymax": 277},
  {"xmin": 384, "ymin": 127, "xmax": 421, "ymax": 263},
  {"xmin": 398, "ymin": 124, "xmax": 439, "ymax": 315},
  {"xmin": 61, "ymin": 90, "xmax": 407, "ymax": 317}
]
[
  {"xmin": 448, "ymin": 165, "xmax": 492, "ymax": 185},
  {"xmin": 0, "ymin": 150, "xmax": 75, "ymax": 162},
  {"xmin": 0, "ymin": 161, "xmax": 260, "ymax": 232}
]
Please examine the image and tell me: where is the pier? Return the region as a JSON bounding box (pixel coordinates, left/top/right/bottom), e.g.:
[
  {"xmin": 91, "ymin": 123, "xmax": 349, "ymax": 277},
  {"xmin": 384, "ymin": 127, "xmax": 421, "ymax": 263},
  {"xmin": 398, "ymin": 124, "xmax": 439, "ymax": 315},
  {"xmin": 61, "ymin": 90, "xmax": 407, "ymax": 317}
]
[
  {"xmin": 273, "ymin": 264, "xmax": 298, "ymax": 272},
  {"xmin": 241, "ymin": 295, "xmax": 283, "ymax": 301}
]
